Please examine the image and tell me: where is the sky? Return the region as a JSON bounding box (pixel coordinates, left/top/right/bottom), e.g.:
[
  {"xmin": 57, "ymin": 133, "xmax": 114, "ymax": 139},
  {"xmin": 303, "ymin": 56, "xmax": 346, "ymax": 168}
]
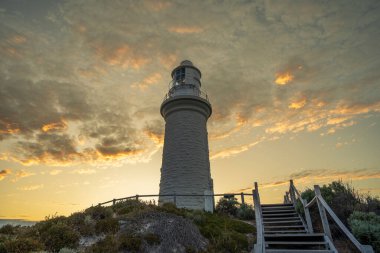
[{"xmin": 0, "ymin": 0, "xmax": 380, "ymax": 221}]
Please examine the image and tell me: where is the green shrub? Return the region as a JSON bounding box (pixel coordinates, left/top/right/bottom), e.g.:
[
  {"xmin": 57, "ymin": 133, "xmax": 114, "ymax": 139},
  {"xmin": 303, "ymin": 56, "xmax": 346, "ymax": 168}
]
[
  {"xmin": 0, "ymin": 243, "xmax": 6, "ymax": 253},
  {"xmin": 95, "ymin": 217, "xmax": 119, "ymax": 234},
  {"xmin": 36, "ymin": 215, "xmax": 68, "ymax": 235},
  {"xmin": 4, "ymin": 238, "xmax": 43, "ymax": 253},
  {"xmin": 215, "ymin": 197, "xmax": 239, "ymax": 216},
  {"xmin": 59, "ymin": 248, "xmax": 77, "ymax": 253},
  {"xmin": 85, "ymin": 235, "xmax": 118, "ymax": 253},
  {"xmin": 118, "ymin": 235, "xmax": 142, "ymax": 252},
  {"xmin": 236, "ymin": 204, "xmax": 255, "ymax": 220},
  {"xmin": 0, "ymin": 225, "xmax": 14, "ymax": 235},
  {"xmin": 85, "ymin": 206, "xmax": 113, "ymax": 220},
  {"xmin": 348, "ymin": 211, "xmax": 380, "ymax": 252},
  {"xmin": 41, "ymin": 223, "xmax": 80, "ymax": 252}
]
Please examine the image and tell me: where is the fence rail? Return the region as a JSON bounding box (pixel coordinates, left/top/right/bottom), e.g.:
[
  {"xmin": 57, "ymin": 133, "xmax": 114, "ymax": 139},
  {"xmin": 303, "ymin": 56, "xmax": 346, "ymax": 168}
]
[
  {"xmin": 97, "ymin": 192, "xmax": 253, "ymax": 207},
  {"xmin": 285, "ymin": 180, "xmax": 374, "ymax": 253}
]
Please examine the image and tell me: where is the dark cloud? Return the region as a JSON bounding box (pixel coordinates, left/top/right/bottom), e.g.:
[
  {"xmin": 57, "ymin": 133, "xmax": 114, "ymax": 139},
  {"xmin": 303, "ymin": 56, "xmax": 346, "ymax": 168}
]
[{"xmin": 0, "ymin": 0, "xmax": 380, "ymax": 164}]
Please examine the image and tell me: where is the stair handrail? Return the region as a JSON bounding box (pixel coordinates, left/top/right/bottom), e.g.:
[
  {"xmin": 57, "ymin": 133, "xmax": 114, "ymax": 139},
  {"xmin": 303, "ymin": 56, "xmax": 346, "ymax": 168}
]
[
  {"xmin": 287, "ymin": 180, "xmax": 374, "ymax": 253},
  {"xmin": 253, "ymin": 182, "xmax": 265, "ymax": 253},
  {"xmin": 287, "ymin": 180, "xmax": 314, "ymax": 233},
  {"xmin": 313, "ymin": 185, "xmax": 374, "ymax": 253}
]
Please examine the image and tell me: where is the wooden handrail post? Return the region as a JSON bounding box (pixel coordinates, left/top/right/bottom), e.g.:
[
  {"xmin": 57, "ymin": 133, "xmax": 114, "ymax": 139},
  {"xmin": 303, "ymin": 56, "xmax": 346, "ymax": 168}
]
[
  {"xmin": 135, "ymin": 195, "xmax": 139, "ymax": 201},
  {"xmin": 314, "ymin": 185, "xmax": 332, "ymax": 239},
  {"xmin": 241, "ymin": 192, "xmax": 245, "ymax": 204},
  {"xmin": 112, "ymin": 199, "xmax": 116, "ymax": 205},
  {"xmin": 289, "ymin": 180, "xmax": 296, "ymax": 205},
  {"xmin": 302, "ymin": 198, "xmax": 314, "ymax": 233},
  {"xmin": 173, "ymin": 193, "xmax": 177, "ymax": 206}
]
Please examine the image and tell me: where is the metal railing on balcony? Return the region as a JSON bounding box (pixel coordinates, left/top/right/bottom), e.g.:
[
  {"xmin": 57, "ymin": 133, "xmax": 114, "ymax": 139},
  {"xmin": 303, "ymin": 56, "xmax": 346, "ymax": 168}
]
[{"xmin": 163, "ymin": 81, "xmax": 209, "ymax": 102}]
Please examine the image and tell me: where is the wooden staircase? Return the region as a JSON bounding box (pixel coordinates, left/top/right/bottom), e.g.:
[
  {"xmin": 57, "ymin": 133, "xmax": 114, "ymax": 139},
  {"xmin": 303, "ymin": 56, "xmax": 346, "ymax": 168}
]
[
  {"xmin": 261, "ymin": 203, "xmax": 336, "ymax": 253},
  {"xmin": 253, "ymin": 181, "xmax": 374, "ymax": 253}
]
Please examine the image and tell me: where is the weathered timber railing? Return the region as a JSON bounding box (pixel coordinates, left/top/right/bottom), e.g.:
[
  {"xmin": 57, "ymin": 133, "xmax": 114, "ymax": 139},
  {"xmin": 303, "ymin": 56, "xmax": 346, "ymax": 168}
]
[
  {"xmin": 253, "ymin": 182, "xmax": 265, "ymax": 253},
  {"xmin": 285, "ymin": 180, "xmax": 375, "ymax": 253}
]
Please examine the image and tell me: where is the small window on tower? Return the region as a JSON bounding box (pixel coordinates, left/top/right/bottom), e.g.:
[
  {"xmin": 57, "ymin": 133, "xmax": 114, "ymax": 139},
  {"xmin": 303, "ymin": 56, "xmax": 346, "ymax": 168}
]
[{"xmin": 174, "ymin": 68, "xmax": 185, "ymax": 82}]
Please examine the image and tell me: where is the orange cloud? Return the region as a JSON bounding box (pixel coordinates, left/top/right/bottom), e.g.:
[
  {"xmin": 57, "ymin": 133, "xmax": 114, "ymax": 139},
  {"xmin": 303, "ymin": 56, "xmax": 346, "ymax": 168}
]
[
  {"xmin": 289, "ymin": 97, "xmax": 307, "ymax": 109},
  {"xmin": 94, "ymin": 44, "xmax": 149, "ymax": 69},
  {"xmin": 0, "ymin": 169, "xmax": 12, "ymax": 181},
  {"xmin": 132, "ymin": 73, "xmax": 162, "ymax": 90},
  {"xmin": 168, "ymin": 26, "xmax": 204, "ymax": 34},
  {"xmin": 41, "ymin": 121, "xmax": 67, "ymax": 132},
  {"xmin": 12, "ymin": 170, "xmax": 35, "ymax": 182},
  {"xmin": 144, "ymin": 130, "xmax": 164, "ymax": 145},
  {"xmin": 275, "ymin": 72, "xmax": 294, "ymax": 85},
  {"xmin": 8, "ymin": 35, "xmax": 27, "ymax": 44},
  {"xmin": 49, "ymin": 169, "xmax": 63, "ymax": 175},
  {"xmin": 210, "ymin": 139, "xmax": 263, "ymax": 159}
]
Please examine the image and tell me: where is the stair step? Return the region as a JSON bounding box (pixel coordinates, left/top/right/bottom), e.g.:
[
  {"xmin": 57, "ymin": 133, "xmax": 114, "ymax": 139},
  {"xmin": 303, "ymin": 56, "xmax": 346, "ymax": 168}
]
[
  {"xmin": 265, "ymin": 225, "xmax": 306, "ymax": 229},
  {"xmin": 266, "ymin": 250, "xmax": 334, "ymax": 253},
  {"xmin": 263, "ymin": 210, "xmax": 296, "ymax": 214},
  {"xmin": 265, "ymin": 233, "xmax": 326, "ymax": 242},
  {"xmin": 262, "ymin": 206, "xmax": 295, "ymax": 210},
  {"xmin": 264, "ymin": 217, "xmax": 301, "ymax": 221},
  {"xmin": 262, "ymin": 203, "xmax": 293, "ymax": 207},
  {"xmin": 264, "ymin": 220, "xmax": 303, "ymax": 225},
  {"xmin": 263, "ymin": 213, "xmax": 298, "ymax": 217},
  {"xmin": 264, "ymin": 230, "xmax": 307, "ymax": 234},
  {"xmin": 267, "ymin": 241, "xmax": 327, "ymax": 245}
]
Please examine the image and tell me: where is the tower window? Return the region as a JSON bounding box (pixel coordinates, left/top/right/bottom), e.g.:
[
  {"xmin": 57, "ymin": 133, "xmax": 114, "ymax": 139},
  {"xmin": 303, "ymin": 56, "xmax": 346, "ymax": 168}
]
[{"xmin": 174, "ymin": 68, "xmax": 185, "ymax": 82}]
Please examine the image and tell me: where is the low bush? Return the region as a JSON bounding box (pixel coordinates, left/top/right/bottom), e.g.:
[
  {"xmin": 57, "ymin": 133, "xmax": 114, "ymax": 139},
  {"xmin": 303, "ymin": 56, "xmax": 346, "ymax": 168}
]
[
  {"xmin": 85, "ymin": 206, "xmax": 113, "ymax": 220},
  {"xmin": 0, "ymin": 225, "xmax": 14, "ymax": 235},
  {"xmin": 118, "ymin": 234, "xmax": 142, "ymax": 252},
  {"xmin": 236, "ymin": 203, "xmax": 255, "ymax": 220},
  {"xmin": 348, "ymin": 211, "xmax": 380, "ymax": 252},
  {"xmin": 3, "ymin": 238, "xmax": 43, "ymax": 253},
  {"xmin": 95, "ymin": 217, "xmax": 119, "ymax": 234},
  {"xmin": 215, "ymin": 197, "xmax": 239, "ymax": 216},
  {"xmin": 41, "ymin": 223, "xmax": 80, "ymax": 252},
  {"xmin": 85, "ymin": 235, "xmax": 118, "ymax": 253}
]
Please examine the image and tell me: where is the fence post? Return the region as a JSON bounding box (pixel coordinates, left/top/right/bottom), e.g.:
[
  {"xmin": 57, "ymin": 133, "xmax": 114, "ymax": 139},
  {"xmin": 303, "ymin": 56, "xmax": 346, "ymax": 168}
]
[
  {"xmin": 204, "ymin": 190, "xmax": 214, "ymax": 213},
  {"xmin": 314, "ymin": 185, "xmax": 332, "ymax": 239},
  {"xmin": 241, "ymin": 192, "xmax": 245, "ymax": 205},
  {"xmin": 173, "ymin": 193, "xmax": 177, "ymax": 206},
  {"xmin": 112, "ymin": 199, "xmax": 116, "ymax": 205},
  {"xmin": 135, "ymin": 195, "xmax": 139, "ymax": 201}
]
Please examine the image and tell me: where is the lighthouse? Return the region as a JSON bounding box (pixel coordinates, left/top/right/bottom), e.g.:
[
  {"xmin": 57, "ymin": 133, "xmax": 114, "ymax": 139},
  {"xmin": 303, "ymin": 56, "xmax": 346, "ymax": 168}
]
[{"xmin": 159, "ymin": 60, "xmax": 213, "ymax": 210}]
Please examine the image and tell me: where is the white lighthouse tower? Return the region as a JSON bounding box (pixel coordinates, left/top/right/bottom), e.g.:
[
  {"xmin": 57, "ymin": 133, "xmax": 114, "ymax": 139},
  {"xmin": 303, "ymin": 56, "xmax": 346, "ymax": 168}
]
[{"xmin": 159, "ymin": 60, "xmax": 213, "ymax": 210}]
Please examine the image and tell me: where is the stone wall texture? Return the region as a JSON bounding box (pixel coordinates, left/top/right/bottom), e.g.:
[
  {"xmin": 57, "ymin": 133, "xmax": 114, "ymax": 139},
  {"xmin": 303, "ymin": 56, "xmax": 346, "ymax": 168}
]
[{"xmin": 159, "ymin": 99, "xmax": 213, "ymax": 210}]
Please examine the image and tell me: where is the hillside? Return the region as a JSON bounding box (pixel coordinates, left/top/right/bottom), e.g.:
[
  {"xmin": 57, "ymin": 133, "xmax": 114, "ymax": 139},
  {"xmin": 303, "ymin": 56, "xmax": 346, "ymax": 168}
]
[{"xmin": 0, "ymin": 200, "xmax": 255, "ymax": 253}]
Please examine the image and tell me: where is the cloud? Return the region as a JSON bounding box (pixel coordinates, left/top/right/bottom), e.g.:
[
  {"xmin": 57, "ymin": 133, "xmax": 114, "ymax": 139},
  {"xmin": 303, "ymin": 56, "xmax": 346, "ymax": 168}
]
[
  {"xmin": 0, "ymin": 168, "xmax": 11, "ymax": 181},
  {"xmin": 236, "ymin": 168, "xmax": 380, "ymax": 192},
  {"xmin": 11, "ymin": 170, "xmax": 35, "ymax": 182},
  {"xmin": 168, "ymin": 26, "xmax": 204, "ymax": 34},
  {"xmin": 0, "ymin": 0, "xmax": 380, "ymax": 166},
  {"xmin": 49, "ymin": 169, "xmax": 62, "ymax": 175},
  {"xmin": 18, "ymin": 184, "xmax": 44, "ymax": 191},
  {"xmin": 71, "ymin": 168, "xmax": 96, "ymax": 175},
  {"xmin": 210, "ymin": 139, "xmax": 263, "ymax": 159}
]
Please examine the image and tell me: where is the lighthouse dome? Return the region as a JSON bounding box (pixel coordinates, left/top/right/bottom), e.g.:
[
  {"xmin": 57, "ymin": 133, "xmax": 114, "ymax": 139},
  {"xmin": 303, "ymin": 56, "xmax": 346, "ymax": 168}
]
[{"xmin": 180, "ymin": 60, "xmax": 193, "ymax": 66}]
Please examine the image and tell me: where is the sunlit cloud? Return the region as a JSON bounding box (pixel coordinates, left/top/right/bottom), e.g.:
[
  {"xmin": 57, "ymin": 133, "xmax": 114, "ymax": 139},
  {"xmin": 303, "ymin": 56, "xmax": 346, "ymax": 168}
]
[
  {"xmin": 0, "ymin": 168, "xmax": 12, "ymax": 181},
  {"xmin": 210, "ymin": 139, "xmax": 263, "ymax": 159},
  {"xmin": 11, "ymin": 170, "xmax": 35, "ymax": 182},
  {"xmin": 275, "ymin": 72, "xmax": 294, "ymax": 85},
  {"xmin": 18, "ymin": 184, "xmax": 44, "ymax": 191},
  {"xmin": 168, "ymin": 26, "xmax": 204, "ymax": 34},
  {"xmin": 42, "ymin": 120, "xmax": 67, "ymax": 132},
  {"xmin": 132, "ymin": 73, "xmax": 162, "ymax": 90},
  {"xmin": 71, "ymin": 168, "xmax": 96, "ymax": 175},
  {"xmin": 49, "ymin": 169, "xmax": 63, "ymax": 176},
  {"xmin": 236, "ymin": 168, "xmax": 380, "ymax": 192}
]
